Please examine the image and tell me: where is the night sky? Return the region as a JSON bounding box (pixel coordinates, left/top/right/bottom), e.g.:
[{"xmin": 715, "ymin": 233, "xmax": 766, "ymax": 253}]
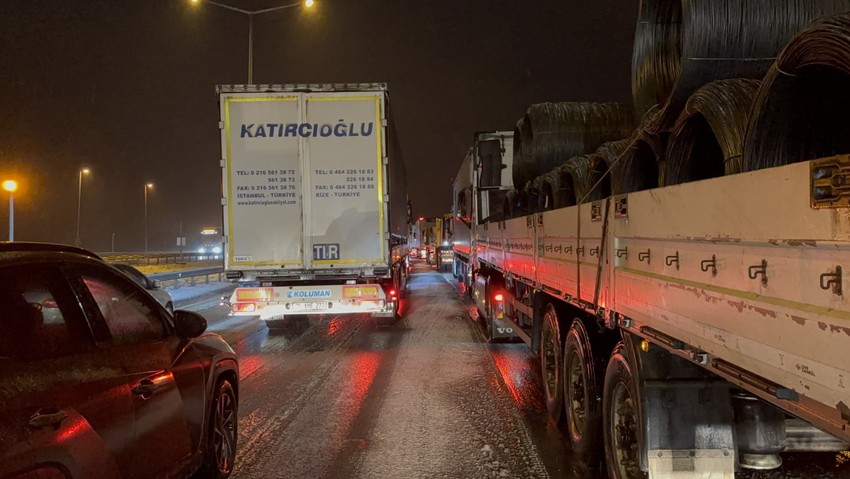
[{"xmin": 0, "ymin": 0, "xmax": 635, "ymax": 252}]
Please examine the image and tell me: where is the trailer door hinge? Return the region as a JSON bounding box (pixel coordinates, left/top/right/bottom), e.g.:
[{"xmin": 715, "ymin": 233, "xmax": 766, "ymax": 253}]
[
  {"xmin": 383, "ymin": 156, "xmax": 389, "ymax": 165},
  {"xmin": 812, "ymin": 155, "xmax": 850, "ymax": 208},
  {"xmin": 384, "ymin": 194, "xmax": 390, "ymax": 202},
  {"xmin": 614, "ymin": 196, "xmax": 628, "ymax": 219},
  {"xmin": 221, "ymin": 198, "xmax": 227, "ymax": 206},
  {"xmin": 591, "ymin": 202, "xmax": 603, "ymax": 222},
  {"xmin": 218, "ymin": 121, "xmax": 225, "ymax": 130},
  {"xmin": 220, "ymin": 159, "xmax": 226, "ymax": 168}
]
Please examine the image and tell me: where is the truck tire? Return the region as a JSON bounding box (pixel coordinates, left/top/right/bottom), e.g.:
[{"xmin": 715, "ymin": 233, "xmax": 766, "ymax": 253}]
[
  {"xmin": 603, "ymin": 344, "xmax": 646, "ymax": 479},
  {"xmin": 540, "ymin": 304, "xmax": 563, "ymax": 423},
  {"xmin": 563, "ymin": 320, "xmax": 603, "ymax": 467},
  {"xmin": 481, "ymin": 278, "xmax": 497, "ymax": 342}
]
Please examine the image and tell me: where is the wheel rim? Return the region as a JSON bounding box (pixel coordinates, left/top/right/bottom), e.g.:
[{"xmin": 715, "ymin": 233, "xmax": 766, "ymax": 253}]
[
  {"xmin": 213, "ymin": 388, "xmax": 236, "ymax": 473},
  {"xmin": 610, "ymin": 381, "xmax": 641, "ymax": 479},
  {"xmin": 542, "ymin": 311, "xmax": 558, "ymax": 397},
  {"xmin": 567, "ymin": 350, "xmax": 587, "ymax": 438}
]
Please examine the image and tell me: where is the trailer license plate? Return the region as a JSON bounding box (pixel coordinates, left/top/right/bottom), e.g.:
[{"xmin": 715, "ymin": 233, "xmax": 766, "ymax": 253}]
[{"xmin": 293, "ymin": 301, "xmax": 328, "ymax": 311}]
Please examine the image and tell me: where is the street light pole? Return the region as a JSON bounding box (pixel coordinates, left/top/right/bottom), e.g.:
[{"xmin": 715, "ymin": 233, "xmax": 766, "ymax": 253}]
[
  {"xmin": 75, "ymin": 167, "xmax": 91, "ymax": 247},
  {"xmin": 192, "ymin": 0, "xmax": 314, "ymax": 84},
  {"xmin": 2, "ymin": 180, "xmax": 17, "ymax": 242},
  {"xmin": 7, "ymin": 191, "xmax": 12, "ymax": 242},
  {"xmin": 248, "ymin": 14, "xmax": 254, "ymax": 84},
  {"xmin": 144, "ymin": 183, "xmax": 154, "ymax": 252}
]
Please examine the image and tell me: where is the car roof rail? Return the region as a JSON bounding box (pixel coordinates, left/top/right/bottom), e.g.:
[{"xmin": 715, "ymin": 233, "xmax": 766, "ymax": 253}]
[{"xmin": 0, "ymin": 242, "xmax": 102, "ymax": 260}]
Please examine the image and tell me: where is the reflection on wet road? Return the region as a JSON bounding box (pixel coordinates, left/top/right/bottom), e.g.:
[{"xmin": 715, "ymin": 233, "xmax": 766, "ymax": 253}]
[{"xmin": 216, "ymin": 263, "xmax": 600, "ymax": 479}]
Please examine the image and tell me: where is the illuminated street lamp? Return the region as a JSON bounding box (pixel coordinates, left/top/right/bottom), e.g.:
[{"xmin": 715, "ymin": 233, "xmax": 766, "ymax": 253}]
[
  {"xmin": 75, "ymin": 167, "xmax": 91, "ymax": 247},
  {"xmin": 2, "ymin": 180, "xmax": 18, "ymax": 242},
  {"xmin": 190, "ymin": 0, "xmax": 315, "ymax": 84},
  {"xmin": 144, "ymin": 182, "xmax": 154, "ymax": 252}
]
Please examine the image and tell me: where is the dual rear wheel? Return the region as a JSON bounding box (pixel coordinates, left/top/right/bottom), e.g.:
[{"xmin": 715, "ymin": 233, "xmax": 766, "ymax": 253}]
[{"xmin": 538, "ymin": 304, "xmax": 644, "ymax": 478}]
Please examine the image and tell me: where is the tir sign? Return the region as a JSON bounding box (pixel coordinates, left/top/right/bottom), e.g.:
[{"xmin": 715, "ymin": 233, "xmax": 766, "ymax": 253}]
[{"xmin": 313, "ymin": 243, "xmax": 340, "ymax": 260}]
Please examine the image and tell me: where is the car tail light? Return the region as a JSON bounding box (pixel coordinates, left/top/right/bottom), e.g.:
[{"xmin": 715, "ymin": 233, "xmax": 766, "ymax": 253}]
[
  {"xmin": 494, "ymin": 293, "xmax": 504, "ymax": 302},
  {"xmin": 388, "ymin": 288, "xmax": 397, "ymax": 298}
]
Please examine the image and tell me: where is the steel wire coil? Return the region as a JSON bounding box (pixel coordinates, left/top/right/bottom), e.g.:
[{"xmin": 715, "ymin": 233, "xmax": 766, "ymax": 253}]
[
  {"xmin": 584, "ymin": 139, "xmax": 631, "ymax": 201},
  {"xmin": 610, "ymin": 107, "xmax": 666, "ymax": 195},
  {"xmin": 512, "ymin": 102, "xmax": 635, "ymax": 189},
  {"xmin": 520, "ymin": 180, "xmax": 539, "ymax": 216},
  {"xmin": 560, "ymin": 156, "xmax": 594, "ymax": 206},
  {"xmin": 537, "ymin": 171, "xmax": 561, "ymax": 211},
  {"xmin": 665, "ymin": 79, "xmax": 761, "ymax": 185},
  {"xmin": 530, "ymin": 176, "xmax": 549, "ymax": 212},
  {"xmin": 743, "ymin": 13, "xmax": 850, "ymax": 172},
  {"xmin": 533, "ymin": 140, "xmax": 630, "ymax": 211},
  {"xmin": 513, "ymin": 116, "xmax": 532, "ymax": 183},
  {"xmin": 503, "ymin": 190, "xmax": 519, "ymax": 219},
  {"xmin": 632, "ymin": 0, "xmax": 850, "ymax": 133}
]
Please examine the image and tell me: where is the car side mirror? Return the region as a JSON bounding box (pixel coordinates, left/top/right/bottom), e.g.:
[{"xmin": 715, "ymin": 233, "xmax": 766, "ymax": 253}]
[
  {"xmin": 173, "ymin": 310, "xmax": 207, "ymax": 339},
  {"xmin": 152, "ymin": 279, "xmax": 162, "ymax": 289}
]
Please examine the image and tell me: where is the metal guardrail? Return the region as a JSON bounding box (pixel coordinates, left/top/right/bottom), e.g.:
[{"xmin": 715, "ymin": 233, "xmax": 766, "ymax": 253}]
[
  {"xmin": 149, "ymin": 267, "xmax": 225, "ymax": 286},
  {"xmin": 99, "ymin": 252, "xmax": 222, "ymax": 266}
]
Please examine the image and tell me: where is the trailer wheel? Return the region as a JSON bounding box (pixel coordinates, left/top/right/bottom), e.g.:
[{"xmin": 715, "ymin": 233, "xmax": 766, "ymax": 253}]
[
  {"xmin": 540, "ymin": 304, "xmax": 563, "ymax": 423},
  {"xmin": 479, "ymin": 284, "xmax": 494, "ymax": 340},
  {"xmin": 564, "ymin": 319, "xmax": 603, "ymax": 466},
  {"xmin": 603, "ymin": 344, "xmax": 645, "ymax": 479}
]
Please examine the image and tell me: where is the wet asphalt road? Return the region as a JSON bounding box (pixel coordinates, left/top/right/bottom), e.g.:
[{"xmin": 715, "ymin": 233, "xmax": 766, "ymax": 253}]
[
  {"xmin": 198, "ymin": 262, "xmax": 850, "ymax": 479},
  {"xmin": 212, "ymin": 262, "xmax": 598, "ymax": 479}
]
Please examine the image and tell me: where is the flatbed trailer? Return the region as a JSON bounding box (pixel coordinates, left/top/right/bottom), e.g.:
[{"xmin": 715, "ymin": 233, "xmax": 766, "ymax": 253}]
[{"xmin": 454, "ymin": 132, "xmax": 850, "ymax": 477}]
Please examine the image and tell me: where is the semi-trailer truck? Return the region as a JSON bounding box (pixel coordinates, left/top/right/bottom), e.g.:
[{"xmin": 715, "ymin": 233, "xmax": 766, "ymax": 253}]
[
  {"xmin": 452, "ymin": 131, "xmax": 850, "ymax": 478},
  {"xmin": 219, "ymin": 83, "xmax": 408, "ymax": 324}
]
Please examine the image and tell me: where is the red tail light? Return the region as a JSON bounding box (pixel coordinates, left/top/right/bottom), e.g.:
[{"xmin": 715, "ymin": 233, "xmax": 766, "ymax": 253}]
[
  {"xmin": 389, "ymin": 289, "xmax": 397, "ymax": 297},
  {"xmin": 233, "ymin": 302, "xmax": 257, "ymax": 313},
  {"xmin": 494, "ymin": 293, "xmax": 504, "ymax": 302}
]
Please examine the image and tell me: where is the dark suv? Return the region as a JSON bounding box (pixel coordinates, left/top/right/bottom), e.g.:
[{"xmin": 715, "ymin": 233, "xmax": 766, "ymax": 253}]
[{"xmin": 0, "ymin": 243, "xmax": 239, "ymax": 479}]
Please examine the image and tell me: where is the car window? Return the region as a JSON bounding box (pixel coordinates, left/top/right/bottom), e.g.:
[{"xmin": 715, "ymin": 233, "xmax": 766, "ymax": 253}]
[
  {"xmin": 0, "ymin": 265, "xmax": 88, "ymax": 360},
  {"xmin": 79, "ymin": 269, "xmax": 166, "ymax": 345}
]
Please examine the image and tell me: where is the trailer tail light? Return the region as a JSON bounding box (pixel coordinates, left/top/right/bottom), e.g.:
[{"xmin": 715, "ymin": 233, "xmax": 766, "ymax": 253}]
[
  {"xmin": 344, "ymin": 285, "xmax": 380, "ymax": 299},
  {"xmin": 235, "ymin": 288, "xmax": 274, "ymax": 302},
  {"xmin": 232, "ymin": 302, "xmax": 257, "ymax": 313},
  {"xmin": 492, "ymin": 291, "xmax": 505, "ymax": 319},
  {"xmin": 388, "ymin": 288, "xmax": 397, "ymax": 298}
]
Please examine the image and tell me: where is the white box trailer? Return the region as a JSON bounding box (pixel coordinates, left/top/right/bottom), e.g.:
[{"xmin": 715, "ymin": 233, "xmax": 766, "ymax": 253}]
[
  {"xmin": 453, "ymin": 131, "xmax": 850, "ymax": 477},
  {"xmin": 218, "ymin": 83, "xmax": 408, "ymax": 322}
]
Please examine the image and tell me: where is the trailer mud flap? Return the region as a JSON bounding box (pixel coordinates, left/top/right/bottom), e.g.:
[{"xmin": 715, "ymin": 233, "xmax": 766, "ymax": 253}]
[
  {"xmin": 643, "ymin": 381, "xmax": 736, "ymax": 478},
  {"xmin": 647, "ymin": 449, "xmax": 734, "ymax": 479},
  {"xmin": 491, "ymin": 317, "xmax": 519, "ymax": 339}
]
